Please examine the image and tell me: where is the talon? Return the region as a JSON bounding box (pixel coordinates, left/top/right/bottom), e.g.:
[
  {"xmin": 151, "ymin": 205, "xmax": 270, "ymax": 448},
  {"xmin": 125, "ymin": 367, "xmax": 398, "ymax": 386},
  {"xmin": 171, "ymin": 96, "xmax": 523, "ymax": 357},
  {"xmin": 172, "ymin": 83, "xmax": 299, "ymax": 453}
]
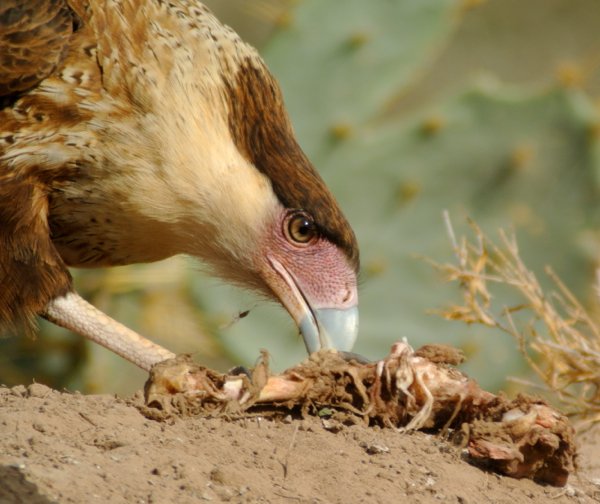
[{"xmin": 228, "ymin": 365, "xmax": 252, "ymax": 378}]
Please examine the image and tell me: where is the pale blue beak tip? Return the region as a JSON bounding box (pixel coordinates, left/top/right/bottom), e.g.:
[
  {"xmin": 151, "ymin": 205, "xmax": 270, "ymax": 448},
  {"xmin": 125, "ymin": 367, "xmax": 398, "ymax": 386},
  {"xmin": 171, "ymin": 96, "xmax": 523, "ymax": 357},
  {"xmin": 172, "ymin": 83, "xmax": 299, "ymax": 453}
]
[{"xmin": 300, "ymin": 306, "xmax": 359, "ymax": 354}]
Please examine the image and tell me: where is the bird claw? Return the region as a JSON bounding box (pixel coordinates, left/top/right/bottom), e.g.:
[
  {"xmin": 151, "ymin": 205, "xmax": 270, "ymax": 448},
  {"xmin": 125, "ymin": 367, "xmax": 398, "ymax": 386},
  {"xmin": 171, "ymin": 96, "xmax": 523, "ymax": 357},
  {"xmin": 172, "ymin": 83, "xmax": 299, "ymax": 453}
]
[
  {"xmin": 228, "ymin": 365, "xmax": 252, "ymax": 378},
  {"xmin": 144, "ymin": 355, "xmax": 250, "ymax": 411},
  {"xmin": 143, "ymin": 352, "xmax": 276, "ymax": 414}
]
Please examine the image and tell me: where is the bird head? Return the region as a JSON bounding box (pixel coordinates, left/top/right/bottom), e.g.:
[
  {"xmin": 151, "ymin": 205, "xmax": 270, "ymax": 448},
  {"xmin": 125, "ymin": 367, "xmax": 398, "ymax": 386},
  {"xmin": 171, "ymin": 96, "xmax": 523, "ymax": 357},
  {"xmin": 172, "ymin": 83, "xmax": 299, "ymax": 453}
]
[{"xmin": 216, "ymin": 60, "xmax": 360, "ymax": 354}]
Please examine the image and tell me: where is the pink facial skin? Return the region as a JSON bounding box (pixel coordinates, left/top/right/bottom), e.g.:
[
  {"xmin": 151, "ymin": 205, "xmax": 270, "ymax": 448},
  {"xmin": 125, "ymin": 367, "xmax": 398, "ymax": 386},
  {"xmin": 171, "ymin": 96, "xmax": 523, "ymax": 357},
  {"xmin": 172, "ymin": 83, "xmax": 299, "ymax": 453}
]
[{"xmin": 256, "ymin": 208, "xmax": 358, "ymax": 352}]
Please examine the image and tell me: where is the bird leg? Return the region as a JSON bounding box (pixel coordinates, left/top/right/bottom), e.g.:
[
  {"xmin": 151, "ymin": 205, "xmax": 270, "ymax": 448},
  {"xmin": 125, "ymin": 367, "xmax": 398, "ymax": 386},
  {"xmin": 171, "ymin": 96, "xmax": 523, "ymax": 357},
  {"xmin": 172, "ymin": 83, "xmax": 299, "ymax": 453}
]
[{"xmin": 42, "ymin": 292, "xmax": 175, "ymax": 371}]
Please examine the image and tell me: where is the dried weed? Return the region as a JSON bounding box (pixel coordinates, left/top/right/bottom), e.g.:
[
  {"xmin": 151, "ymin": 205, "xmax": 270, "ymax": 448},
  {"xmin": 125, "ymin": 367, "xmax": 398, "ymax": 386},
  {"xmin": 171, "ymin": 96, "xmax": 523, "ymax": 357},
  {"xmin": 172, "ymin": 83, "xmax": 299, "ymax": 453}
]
[{"xmin": 432, "ymin": 212, "xmax": 600, "ymax": 426}]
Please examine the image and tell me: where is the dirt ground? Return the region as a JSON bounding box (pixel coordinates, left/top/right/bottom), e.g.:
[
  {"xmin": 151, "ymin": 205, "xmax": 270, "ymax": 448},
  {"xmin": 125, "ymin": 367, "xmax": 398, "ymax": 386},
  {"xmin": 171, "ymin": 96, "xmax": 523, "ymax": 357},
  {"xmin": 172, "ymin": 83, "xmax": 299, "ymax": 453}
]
[{"xmin": 0, "ymin": 382, "xmax": 598, "ymax": 504}]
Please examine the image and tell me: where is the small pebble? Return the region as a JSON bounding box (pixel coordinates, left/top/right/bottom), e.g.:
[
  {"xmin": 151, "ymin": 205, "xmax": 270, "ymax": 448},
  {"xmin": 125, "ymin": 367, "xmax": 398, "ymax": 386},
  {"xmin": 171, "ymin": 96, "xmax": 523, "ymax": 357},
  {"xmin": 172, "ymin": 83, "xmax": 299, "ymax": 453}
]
[
  {"xmin": 321, "ymin": 419, "xmax": 343, "ymax": 432},
  {"xmin": 360, "ymin": 442, "xmax": 390, "ymax": 455},
  {"xmin": 27, "ymin": 383, "xmax": 52, "ymax": 398},
  {"xmin": 11, "ymin": 385, "xmax": 27, "ymax": 397},
  {"xmin": 32, "ymin": 423, "xmax": 46, "ymax": 433}
]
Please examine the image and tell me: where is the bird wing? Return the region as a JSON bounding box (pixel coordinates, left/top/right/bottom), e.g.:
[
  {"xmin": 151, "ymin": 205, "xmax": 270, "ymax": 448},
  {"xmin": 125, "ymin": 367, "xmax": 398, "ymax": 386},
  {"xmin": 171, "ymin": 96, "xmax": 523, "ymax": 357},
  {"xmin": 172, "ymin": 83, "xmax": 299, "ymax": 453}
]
[{"xmin": 0, "ymin": 0, "xmax": 80, "ymax": 98}]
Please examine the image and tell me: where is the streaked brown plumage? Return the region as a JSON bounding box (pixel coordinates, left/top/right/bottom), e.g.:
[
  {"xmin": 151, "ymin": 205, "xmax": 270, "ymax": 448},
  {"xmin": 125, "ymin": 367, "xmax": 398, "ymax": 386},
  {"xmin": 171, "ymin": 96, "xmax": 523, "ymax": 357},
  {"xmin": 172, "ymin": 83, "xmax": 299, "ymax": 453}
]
[{"xmin": 0, "ymin": 0, "xmax": 359, "ymax": 370}]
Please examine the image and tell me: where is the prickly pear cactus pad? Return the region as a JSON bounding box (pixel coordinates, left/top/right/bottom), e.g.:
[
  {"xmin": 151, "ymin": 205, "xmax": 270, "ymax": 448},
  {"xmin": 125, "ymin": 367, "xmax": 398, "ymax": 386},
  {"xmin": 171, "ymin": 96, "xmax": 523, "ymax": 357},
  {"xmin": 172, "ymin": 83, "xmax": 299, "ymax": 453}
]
[
  {"xmin": 328, "ymin": 87, "xmax": 600, "ymax": 383},
  {"xmin": 263, "ymin": 0, "xmax": 461, "ymax": 157}
]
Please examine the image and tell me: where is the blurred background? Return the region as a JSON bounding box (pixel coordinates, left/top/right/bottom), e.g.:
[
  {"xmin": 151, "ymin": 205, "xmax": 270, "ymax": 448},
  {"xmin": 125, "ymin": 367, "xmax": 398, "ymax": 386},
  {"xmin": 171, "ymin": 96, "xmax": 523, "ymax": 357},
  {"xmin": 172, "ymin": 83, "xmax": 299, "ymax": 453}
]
[{"xmin": 2, "ymin": 0, "xmax": 600, "ymax": 396}]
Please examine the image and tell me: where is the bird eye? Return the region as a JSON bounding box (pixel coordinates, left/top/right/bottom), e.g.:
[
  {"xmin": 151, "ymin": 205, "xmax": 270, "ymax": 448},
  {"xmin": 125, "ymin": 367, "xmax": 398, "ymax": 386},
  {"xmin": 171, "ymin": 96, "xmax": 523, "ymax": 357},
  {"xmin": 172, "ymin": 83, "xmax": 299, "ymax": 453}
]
[{"xmin": 285, "ymin": 212, "xmax": 317, "ymax": 245}]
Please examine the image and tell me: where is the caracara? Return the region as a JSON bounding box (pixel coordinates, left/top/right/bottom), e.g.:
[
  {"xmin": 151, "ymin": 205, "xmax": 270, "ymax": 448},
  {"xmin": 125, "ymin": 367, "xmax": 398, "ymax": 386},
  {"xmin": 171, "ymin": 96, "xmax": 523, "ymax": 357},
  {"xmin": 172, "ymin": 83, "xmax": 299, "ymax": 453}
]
[{"xmin": 0, "ymin": 0, "xmax": 359, "ymax": 371}]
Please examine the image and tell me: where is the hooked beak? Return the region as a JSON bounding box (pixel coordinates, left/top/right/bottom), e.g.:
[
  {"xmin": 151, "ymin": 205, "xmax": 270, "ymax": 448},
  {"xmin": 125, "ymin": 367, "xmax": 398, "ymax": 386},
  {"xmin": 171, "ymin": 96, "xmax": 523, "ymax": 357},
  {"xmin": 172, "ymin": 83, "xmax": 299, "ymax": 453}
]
[
  {"xmin": 266, "ymin": 256, "xmax": 359, "ymax": 354},
  {"xmin": 299, "ymin": 305, "xmax": 359, "ymax": 354}
]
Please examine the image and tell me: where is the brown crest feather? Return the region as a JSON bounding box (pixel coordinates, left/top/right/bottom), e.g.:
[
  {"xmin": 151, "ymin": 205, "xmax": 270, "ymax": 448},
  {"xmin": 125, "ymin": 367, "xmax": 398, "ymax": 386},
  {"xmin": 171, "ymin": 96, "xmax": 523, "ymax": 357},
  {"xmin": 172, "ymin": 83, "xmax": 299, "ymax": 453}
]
[{"xmin": 224, "ymin": 59, "xmax": 359, "ymax": 272}]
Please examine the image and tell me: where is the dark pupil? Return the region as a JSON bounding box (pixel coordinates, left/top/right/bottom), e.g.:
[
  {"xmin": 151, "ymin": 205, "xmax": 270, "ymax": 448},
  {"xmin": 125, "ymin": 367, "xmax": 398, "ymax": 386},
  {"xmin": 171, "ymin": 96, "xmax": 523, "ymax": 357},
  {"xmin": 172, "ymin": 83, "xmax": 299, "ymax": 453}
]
[
  {"xmin": 297, "ymin": 220, "xmax": 311, "ymax": 235},
  {"xmin": 291, "ymin": 216, "xmax": 314, "ymax": 242}
]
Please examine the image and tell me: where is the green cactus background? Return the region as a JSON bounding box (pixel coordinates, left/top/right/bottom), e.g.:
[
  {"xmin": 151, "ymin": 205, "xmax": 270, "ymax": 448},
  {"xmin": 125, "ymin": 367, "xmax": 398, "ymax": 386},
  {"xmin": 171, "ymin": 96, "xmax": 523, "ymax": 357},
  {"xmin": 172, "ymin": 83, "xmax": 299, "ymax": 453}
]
[{"xmin": 2, "ymin": 0, "xmax": 600, "ymax": 396}]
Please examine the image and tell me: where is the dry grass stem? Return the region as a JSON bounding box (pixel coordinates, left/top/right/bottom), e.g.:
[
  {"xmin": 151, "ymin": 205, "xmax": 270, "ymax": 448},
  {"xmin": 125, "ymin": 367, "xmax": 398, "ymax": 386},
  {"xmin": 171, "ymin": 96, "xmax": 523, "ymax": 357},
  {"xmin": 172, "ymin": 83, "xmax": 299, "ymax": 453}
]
[{"xmin": 434, "ymin": 212, "xmax": 600, "ymax": 425}]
